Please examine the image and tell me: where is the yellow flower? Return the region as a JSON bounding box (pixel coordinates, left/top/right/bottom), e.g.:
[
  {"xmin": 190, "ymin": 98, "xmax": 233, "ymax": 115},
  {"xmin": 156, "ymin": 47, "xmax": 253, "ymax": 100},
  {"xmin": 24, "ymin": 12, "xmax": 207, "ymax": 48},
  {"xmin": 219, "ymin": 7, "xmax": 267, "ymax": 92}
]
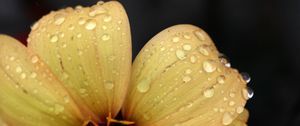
[{"xmin": 0, "ymin": 1, "xmax": 250, "ymax": 126}]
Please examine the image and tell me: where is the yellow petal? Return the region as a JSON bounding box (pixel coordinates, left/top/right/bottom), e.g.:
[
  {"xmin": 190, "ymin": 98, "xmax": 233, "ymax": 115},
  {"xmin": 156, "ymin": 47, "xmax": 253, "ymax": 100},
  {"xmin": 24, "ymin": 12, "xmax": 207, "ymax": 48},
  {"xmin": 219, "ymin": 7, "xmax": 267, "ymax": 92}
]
[
  {"xmin": 0, "ymin": 35, "xmax": 86, "ymax": 125},
  {"xmin": 27, "ymin": 1, "xmax": 131, "ymax": 120},
  {"xmin": 229, "ymin": 109, "xmax": 249, "ymax": 126},
  {"xmin": 123, "ymin": 25, "xmax": 249, "ymax": 126}
]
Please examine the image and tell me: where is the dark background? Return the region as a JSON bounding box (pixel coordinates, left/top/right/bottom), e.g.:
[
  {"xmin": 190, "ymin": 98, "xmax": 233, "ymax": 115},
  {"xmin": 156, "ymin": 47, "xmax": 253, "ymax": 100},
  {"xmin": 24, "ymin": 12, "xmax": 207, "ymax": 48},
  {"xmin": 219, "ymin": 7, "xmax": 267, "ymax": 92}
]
[{"xmin": 0, "ymin": 0, "xmax": 299, "ymax": 126}]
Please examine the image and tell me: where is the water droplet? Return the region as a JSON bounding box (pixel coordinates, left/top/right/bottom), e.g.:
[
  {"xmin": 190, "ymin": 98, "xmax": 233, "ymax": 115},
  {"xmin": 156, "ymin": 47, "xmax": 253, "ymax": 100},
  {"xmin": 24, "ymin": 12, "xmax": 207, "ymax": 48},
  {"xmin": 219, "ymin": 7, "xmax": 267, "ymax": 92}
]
[
  {"xmin": 183, "ymin": 76, "xmax": 192, "ymax": 83},
  {"xmin": 176, "ymin": 50, "xmax": 186, "ymax": 60},
  {"xmin": 103, "ymin": 15, "xmax": 112, "ymax": 22},
  {"xmin": 229, "ymin": 101, "xmax": 235, "ymax": 106},
  {"xmin": 54, "ymin": 14, "xmax": 65, "ymax": 25},
  {"xmin": 85, "ymin": 19, "xmax": 97, "ymax": 30},
  {"xmin": 101, "ymin": 34, "xmax": 110, "ymax": 41},
  {"xmin": 229, "ymin": 92, "xmax": 236, "ymax": 98},
  {"xmin": 247, "ymin": 87, "xmax": 254, "ymax": 99},
  {"xmin": 68, "ymin": 25, "xmax": 75, "ymax": 30},
  {"xmin": 172, "ymin": 37, "xmax": 180, "ymax": 43},
  {"xmin": 236, "ymin": 106, "xmax": 244, "ymax": 114},
  {"xmin": 203, "ymin": 88, "xmax": 214, "ymax": 98},
  {"xmin": 198, "ymin": 45, "xmax": 210, "ymax": 56},
  {"xmin": 203, "ymin": 60, "xmax": 217, "ymax": 73},
  {"xmin": 20, "ymin": 73, "xmax": 26, "ymax": 79},
  {"xmin": 77, "ymin": 33, "xmax": 82, "ymax": 38},
  {"xmin": 217, "ymin": 75, "xmax": 225, "ymax": 84},
  {"xmin": 78, "ymin": 18, "xmax": 86, "ymax": 25},
  {"xmin": 5, "ymin": 65, "xmax": 10, "ymax": 70},
  {"xmin": 219, "ymin": 53, "xmax": 231, "ymax": 67},
  {"xmin": 104, "ymin": 81, "xmax": 114, "ymax": 90},
  {"xmin": 242, "ymin": 87, "xmax": 253, "ymax": 100},
  {"xmin": 31, "ymin": 22, "xmax": 39, "ymax": 30},
  {"xmin": 62, "ymin": 72, "xmax": 69, "ymax": 80},
  {"xmin": 89, "ymin": 6, "xmax": 106, "ymax": 17},
  {"xmin": 102, "ymin": 25, "xmax": 107, "ymax": 30},
  {"xmin": 241, "ymin": 72, "xmax": 251, "ymax": 83},
  {"xmin": 183, "ymin": 44, "xmax": 192, "ymax": 51},
  {"xmin": 190, "ymin": 56, "xmax": 197, "ymax": 63},
  {"xmin": 194, "ymin": 30, "xmax": 205, "ymax": 41},
  {"xmin": 31, "ymin": 56, "xmax": 39, "ymax": 64},
  {"xmin": 54, "ymin": 104, "xmax": 65, "ymax": 115},
  {"xmin": 9, "ymin": 56, "xmax": 15, "ymax": 61},
  {"xmin": 50, "ymin": 35, "xmax": 58, "ymax": 43},
  {"xmin": 222, "ymin": 112, "xmax": 233, "ymax": 125},
  {"xmin": 30, "ymin": 72, "xmax": 37, "ymax": 78},
  {"xmin": 16, "ymin": 66, "xmax": 22, "ymax": 73},
  {"xmin": 183, "ymin": 34, "xmax": 191, "ymax": 39},
  {"xmin": 64, "ymin": 96, "xmax": 70, "ymax": 103},
  {"xmin": 97, "ymin": 1, "xmax": 105, "ymax": 5},
  {"xmin": 185, "ymin": 69, "xmax": 192, "ymax": 74},
  {"xmin": 137, "ymin": 78, "xmax": 151, "ymax": 93}
]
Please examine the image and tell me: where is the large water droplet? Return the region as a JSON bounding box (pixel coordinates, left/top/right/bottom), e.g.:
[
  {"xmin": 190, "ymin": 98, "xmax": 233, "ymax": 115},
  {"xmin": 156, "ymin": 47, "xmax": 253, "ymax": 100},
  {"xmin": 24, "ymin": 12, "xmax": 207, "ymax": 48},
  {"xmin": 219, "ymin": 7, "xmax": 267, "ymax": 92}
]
[
  {"xmin": 54, "ymin": 14, "xmax": 65, "ymax": 25},
  {"xmin": 104, "ymin": 81, "xmax": 114, "ymax": 90},
  {"xmin": 89, "ymin": 6, "xmax": 106, "ymax": 17},
  {"xmin": 20, "ymin": 73, "xmax": 26, "ymax": 79},
  {"xmin": 236, "ymin": 106, "xmax": 244, "ymax": 114},
  {"xmin": 203, "ymin": 88, "xmax": 214, "ymax": 98},
  {"xmin": 78, "ymin": 18, "xmax": 86, "ymax": 25},
  {"xmin": 194, "ymin": 30, "xmax": 205, "ymax": 41},
  {"xmin": 137, "ymin": 78, "xmax": 151, "ymax": 93},
  {"xmin": 203, "ymin": 60, "xmax": 217, "ymax": 73},
  {"xmin": 50, "ymin": 35, "xmax": 59, "ymax": 43},
  {"xmin": 222, "ymin": 112, "xmax": 233, "ymax": 125},
  {"xmin": 176, "ymin": 50, "xmax": 186, "ymax": 60},
  {"xmin": 85, "ymin": 19, "xmax": 97, "ymax": 30},
  {"xmin": 183, "ymin": 76, "xmax": 192, "ymax": 83},
  {"xmin": 242, "ymin": 87, "xmax": 254, "ymax": 100},
  {"xmin": 31, "ymin": 22, "xmax": 39, "ymax": 30},
  {"xmin": 241, "ymin": 72, "xmax": 251, "ymax": 83},
  {"xmin": 101, "ymin": 34, "xmax": 110, "ymax": 41}
]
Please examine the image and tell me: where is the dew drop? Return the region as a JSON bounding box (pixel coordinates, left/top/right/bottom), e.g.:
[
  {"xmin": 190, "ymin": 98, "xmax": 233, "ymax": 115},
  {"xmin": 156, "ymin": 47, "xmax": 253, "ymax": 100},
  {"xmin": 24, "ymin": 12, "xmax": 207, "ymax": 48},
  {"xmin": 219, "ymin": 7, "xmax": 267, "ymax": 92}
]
[
  {"xmin": 183, "ymin": 76, "xmax": 192, "ymax": 83},
  {"xmin": 194, "ymin": 30, "xmax": 205, "ymax": 41},
  {"xmin": 85, "ymin": 19, "xmax": 97, "ymax": 30},
  {"xmin": 203, "ymin": 60, "xmax": 217, "ymax": 73},
  {"xmin": 50, "ymin": 35, "xmax": 59, "ymax": 43},
  {"xmin": 89, "ymin": 6, "xmax": 106, "ymax": 17},
  {"xmin": 242, "ymin": 87, "xmax": 253, "ymax": 100},
  {"xmin": 217, "ymin": 75, "xmax": 225, "ymax": 84},
  {"xmin": 78, "ymin": 18, "xmax": 86, "ymax": 25},
  {"xmin": 222, "ymin": 112, "xmax": 233, "ymax": 125},
  {"xmin": 198, "ymin": 45, "xmax": 210, "ymax": 56},
  {"xmin": 62, "ymin": 72, "xmax": 69, "ymax": 80},
  {"xmin": 183, "ymin": 34, "xmax": 191, "ymax": 39},
  {"xmin": 5, "ymin": 65, "xmax": 10, "ymax": 70},
  {"xmin": 219, "ymin": 53, "xmax": 231, "ymax": 67},
  {"xmin": 77, "ymin": 33, "xmax": 82, "ymax": 38},
  {"xmin": 137, "ymin": 78, "xmax": 151, "ymax": 93},
  {"xmin": 183, "ymin": 44, "xmax": 192, "ymax": 51},
  {"xmin": 31, "ymin": 56, "xmax": 39, "ymax": 64},
  {"xmin": 236, "ymin": 106, "xmax": 244, "ymax": 114},
  {"xmin": 102, "ymin": 25, "xmax": 107, "ymax": 30},
  {"xmin": 54, "ymin": 104, "xmax": 65, "ymax": 115},
  {"xmin": 241, "ymin": 72, "xmax": 251, "ymax": 83},
  {"xmin": 101, "ymin": 34, "xmax": 110, "ymax": 41},
  {"xmin": 20, "ymin": 73, "xmax": 26, "ymax": 79},
  {"xmin": 229, "ymin": 92, "xmax": 236, "ymax": 98},
  {"xmin": 16, "ymin": 66, "xmax": 22, "ymax": 73},
  {"xmin": 9, "ymin": 56, "xmax": 15, "ymax": 61},
  {"xmin": 172, "ymin": 37, "xmax": 180, "ymax": 43},
  {"xmin": 104, "ymin": 81, "xmax": 114, "ymax": 90},
  {"xmin": 203, "ymin": 88, "xmax": 214, "ymax": 98},
  {"xmin": 176, "ymin": 50, "xmax": 186, "ymax": 60},
  {"xmin": 30, "ymin": 72, "xmax": 37, "ymax": 78},
  {"xmin": 54, "ymin": 14, "xmax": 65, "ymax": 25},
  {"xmin": 229, "ymin": 101, "xmax": 235, "ymax": 106},
  {"xmin": 190, "ymin": 56, "xmax": 197, "ymax": 63},
  {"xmin": 68, "ymin": 25, "xmax": 75, "ymax": 30},
  {"xmin": 103, "ymin": 15, "xmax": 112, "ymax": 22},
  {"xmin": 185, "ymin": 69, "xmax": 192, "ymax": 74}
]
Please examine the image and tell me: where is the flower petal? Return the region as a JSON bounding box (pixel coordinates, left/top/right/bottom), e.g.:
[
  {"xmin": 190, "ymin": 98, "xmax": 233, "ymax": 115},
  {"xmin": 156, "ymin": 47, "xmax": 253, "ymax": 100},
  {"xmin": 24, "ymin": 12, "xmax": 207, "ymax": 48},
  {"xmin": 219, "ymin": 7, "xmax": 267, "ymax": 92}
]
[
  {"xmin": 229, "ymin": 109, "xmax": 249, "ymax": 126},
  {"xmin": 0, "ymin": 35, "xmax": 88, "ymax": 125},
  {"xmin": 27, "ymin": 1, "xmax": 131, "ymax": 120},
  {"xmin": 123, "ymin": 25, "xmax": 249, "ymax": 126}
]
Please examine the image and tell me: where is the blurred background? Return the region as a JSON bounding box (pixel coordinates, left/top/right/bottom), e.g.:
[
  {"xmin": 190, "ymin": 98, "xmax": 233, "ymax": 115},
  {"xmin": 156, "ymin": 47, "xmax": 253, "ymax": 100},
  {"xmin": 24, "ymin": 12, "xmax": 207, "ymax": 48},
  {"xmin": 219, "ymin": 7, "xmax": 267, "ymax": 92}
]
[{"xmin": 0, "ymin": 0, "xmax": 299, "ymax": 125}]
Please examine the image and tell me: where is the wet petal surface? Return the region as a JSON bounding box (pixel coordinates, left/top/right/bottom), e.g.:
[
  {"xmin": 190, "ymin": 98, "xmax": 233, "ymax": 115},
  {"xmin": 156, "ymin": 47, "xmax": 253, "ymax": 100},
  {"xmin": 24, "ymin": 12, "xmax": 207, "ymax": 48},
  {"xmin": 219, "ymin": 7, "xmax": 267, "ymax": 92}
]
[{"xmin": 123, "ymin": 25, "xmax": 248, "ymax": 126}]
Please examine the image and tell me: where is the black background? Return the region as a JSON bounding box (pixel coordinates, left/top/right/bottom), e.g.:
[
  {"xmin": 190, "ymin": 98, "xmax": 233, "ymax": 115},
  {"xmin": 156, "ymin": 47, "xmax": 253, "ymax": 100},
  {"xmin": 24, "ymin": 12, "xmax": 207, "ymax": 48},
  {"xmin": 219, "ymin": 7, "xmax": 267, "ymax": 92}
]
[{"xmin": 1, "ymin": 0, "xmax": 300, "ymax": 126}]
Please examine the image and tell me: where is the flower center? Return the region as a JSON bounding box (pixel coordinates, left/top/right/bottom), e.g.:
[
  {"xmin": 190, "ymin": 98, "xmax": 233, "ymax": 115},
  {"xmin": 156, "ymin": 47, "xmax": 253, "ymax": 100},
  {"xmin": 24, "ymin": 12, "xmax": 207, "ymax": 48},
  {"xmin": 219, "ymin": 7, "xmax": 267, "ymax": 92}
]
[{"xmin": 82, "ymin": 113, "xmax": 135, "ymax": 126}]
